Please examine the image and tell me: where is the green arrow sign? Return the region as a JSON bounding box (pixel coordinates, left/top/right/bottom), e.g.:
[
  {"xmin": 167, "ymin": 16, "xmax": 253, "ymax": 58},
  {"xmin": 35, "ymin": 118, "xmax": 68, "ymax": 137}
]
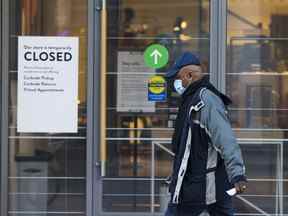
[{"xmin": 144, "ymin": 44, "xmax": 169, "ymax": 69}]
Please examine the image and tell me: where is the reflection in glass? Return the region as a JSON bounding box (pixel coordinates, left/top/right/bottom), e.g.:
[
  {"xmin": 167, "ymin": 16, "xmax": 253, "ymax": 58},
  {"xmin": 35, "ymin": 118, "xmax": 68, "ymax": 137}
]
[
  {"xmin": 8, "ymin": 0, "xmax": 88, "ymax": 215},
  {"xmin": 226, "ymin": 0, "xmax": 288, "ymax": 214},
  {"xmin": 103, "ymin": 0, "xmax": 210, "ymax": 213}
]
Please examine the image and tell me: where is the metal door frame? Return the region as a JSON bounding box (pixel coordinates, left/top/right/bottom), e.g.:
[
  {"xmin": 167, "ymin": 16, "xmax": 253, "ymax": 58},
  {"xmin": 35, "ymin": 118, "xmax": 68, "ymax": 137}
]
[
  {"xmin": 89, "ymin": 1, "xmax": 225, "ymax": 216},
  {"xmin": 210, "ymin": 0, "xmax": 227, "ymax": 90},
  {"xmin": 87, "ymin": 0, "xmax": 103, "ymax": 216},
  {"xmin": 1, "ymin": 0, "xmax": 9, "ymax": 214}
]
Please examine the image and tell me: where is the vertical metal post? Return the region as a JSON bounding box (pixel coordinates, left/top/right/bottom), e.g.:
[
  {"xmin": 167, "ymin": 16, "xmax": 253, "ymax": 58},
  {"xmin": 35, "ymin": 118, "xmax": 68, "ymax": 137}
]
[
  {"xmin": 276, "ymin": 142, "xmax": 284, "ymax": 215},
  {"xmin": 87, "ymin": 0, "xmax": 96, "ymax": 215},
  {"xmin": 276, "ymin": 143, "xmax": 280, "ymax": 215},
  {"xmin": 150, "ymin": 142, "xmax": 155, "ymax": 213},
  {"xmin": 0, "ymin": 0, "xmax": 2, "ymax": 211},
  {"xmin": 100, "ymin": 0, "xmax": 107, "ymax": 178},
  {"xmin": 218, "ymin": 0, "xmax": 227, "ymax": 93},
  {"xmin": 280, "ymin": 142, "xmax": 284, "ymax": 215},
  {"xmin": 209, "ymin": 0, "xmax": 227, "ymax": 92},
  {"xmin": 92, "ymin": 0, "xmax": 103, "ymax": 215},
  {"xmin": 1, "ymin": 0, "xmax": 9, "ymax": 215},
  {"xmin": 209, "ymin": 0, "xmax": 219, "ymax": 87}
]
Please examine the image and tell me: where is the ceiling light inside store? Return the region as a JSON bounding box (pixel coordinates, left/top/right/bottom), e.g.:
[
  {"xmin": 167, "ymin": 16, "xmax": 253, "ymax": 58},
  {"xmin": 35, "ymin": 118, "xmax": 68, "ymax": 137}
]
[
  {"xmin": 174, "ymin": 26, "xmax": 180, "ymax": 32},
  {"xmin": 181, "ymin": 21, "xmax": 188, "ymax": 29}
]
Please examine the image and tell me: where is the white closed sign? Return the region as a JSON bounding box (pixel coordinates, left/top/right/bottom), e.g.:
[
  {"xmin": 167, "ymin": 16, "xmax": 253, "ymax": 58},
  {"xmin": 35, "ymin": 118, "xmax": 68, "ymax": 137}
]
[{"xmin": 17, "ymin": 36, "xmax": 79, "ymax": 133}]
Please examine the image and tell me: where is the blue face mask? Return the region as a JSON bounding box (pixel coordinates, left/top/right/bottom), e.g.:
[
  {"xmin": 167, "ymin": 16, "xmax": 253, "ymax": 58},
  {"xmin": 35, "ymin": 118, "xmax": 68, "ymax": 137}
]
[{"xmin": 174, "ymin": 79, "xmax": 186, "ymax": 95}]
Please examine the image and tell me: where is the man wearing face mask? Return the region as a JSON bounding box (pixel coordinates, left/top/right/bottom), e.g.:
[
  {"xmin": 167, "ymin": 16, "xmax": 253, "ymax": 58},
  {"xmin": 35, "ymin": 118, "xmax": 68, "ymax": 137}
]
[{"xmin": 164, "ymin": 52, "xmax": 247, "ymax": 216}]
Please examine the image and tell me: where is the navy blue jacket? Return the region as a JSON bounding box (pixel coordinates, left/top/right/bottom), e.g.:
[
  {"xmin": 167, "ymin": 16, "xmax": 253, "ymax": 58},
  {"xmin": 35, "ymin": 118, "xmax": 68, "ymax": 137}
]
[{"xmin": 169, "ymin": 77, "xmax": 246, "ymax": 205}]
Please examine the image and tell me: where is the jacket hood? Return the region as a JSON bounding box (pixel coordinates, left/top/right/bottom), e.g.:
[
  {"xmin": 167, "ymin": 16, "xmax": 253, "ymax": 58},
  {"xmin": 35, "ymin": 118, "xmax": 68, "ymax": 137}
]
[{"xmin": 182, "ymin": 75, "xmax": 232, "ymax": 106}]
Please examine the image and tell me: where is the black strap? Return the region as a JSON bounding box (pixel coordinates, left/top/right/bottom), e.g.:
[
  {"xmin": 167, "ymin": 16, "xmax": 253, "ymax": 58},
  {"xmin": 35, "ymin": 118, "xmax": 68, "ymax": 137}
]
[{"xmin": 206, "ymin": 167, "xmax": 217, "ymax": 173}]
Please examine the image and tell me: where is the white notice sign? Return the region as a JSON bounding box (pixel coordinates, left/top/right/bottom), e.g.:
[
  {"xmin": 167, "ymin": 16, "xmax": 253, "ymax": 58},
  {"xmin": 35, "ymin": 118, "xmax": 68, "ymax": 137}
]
[
  {"xmin": 117, "ymin": 51, "xmax": 155, "ymax": 112},
  {"xmin": 17, "ymin": 36, "xmax": 79, "ymax": 133}
]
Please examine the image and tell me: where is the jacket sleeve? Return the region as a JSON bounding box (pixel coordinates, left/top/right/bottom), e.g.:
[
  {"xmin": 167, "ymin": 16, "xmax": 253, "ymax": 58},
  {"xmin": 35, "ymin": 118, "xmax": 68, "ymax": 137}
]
[{"xmin": 201, "ymin": 90, "xmax": 247, "ymax": 184}]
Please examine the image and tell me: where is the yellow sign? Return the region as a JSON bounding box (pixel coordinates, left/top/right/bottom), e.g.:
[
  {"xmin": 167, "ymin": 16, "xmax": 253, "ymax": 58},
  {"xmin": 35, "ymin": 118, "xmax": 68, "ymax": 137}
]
[{"xmin": 148, "ymin": 75, "xmax": 167, "ymax": 101}]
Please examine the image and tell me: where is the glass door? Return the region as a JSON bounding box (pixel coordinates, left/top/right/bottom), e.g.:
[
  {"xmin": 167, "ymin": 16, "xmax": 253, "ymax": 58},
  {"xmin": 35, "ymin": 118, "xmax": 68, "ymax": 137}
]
[
  {"xmin": 226, "ymin": 0, "xmax": 288, "ymax": 215},
  {"xmin": 100, "ymin": 0, "xmax": 210, "ymax": 214},
  {"xmin": 5, "ymin": 0, "xmax": 88, "ymax": 215}
]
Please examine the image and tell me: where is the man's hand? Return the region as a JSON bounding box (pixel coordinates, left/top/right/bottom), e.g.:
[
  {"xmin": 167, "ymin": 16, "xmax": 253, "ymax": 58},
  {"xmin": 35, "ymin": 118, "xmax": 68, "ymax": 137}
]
[{"xmin": 234, "ymin": 181, "xmax": 247, "ymax": 194}]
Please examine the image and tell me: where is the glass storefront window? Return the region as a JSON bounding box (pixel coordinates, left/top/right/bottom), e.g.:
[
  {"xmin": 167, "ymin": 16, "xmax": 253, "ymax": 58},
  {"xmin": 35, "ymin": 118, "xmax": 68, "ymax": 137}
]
[
  {"xmin": 102, "ymin": 0, "xmax": 210, "ymax": 213},
  {"xmin": 8, "ymin": 0, "xmax": 88, "ymax": 215},
  {"xmin": 2, "ymin": 0, "xmax": 287, "ymax": 215},
  {"xmin": 226, "ymin": 0, "xmax": 288, "ymax": 214}
]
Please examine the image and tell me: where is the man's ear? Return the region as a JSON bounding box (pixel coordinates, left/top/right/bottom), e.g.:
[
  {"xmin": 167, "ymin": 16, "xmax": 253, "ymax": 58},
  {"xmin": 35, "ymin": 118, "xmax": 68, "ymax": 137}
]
[{"xmin": 186, "ymin": 72, "xmax": 193, "ymax": 80}]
